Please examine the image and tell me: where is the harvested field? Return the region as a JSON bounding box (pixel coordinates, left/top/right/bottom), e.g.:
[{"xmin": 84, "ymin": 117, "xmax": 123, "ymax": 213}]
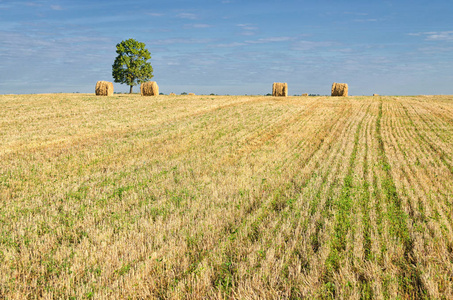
[{"xmin": 0, "ymin": 94, "xmax": 452, "ymax": 299}]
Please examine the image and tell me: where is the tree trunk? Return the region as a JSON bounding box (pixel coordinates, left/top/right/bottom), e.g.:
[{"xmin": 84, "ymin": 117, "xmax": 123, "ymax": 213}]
[{"xmin": 129, "ymin": 85, "xmax": 133, "ymax": 94}]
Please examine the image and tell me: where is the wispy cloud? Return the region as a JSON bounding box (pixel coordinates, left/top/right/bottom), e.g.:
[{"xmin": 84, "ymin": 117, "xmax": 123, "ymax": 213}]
[
  {"xmin": 240, "ymin": 32, "xmax": 255, "ymax": 36},
  {"xmin": 152, "ymin": 38, "xmax": 214, "ymax": 45},
  {"xmin": 237, "ymin": 23, "xmax": 258, "ymax": 36},
  {"xmin": 353, "ymin": 18, "xmax": 378, "ymax": 22},
  {"xmin": 0, "ymin": 28, "xmax": 115, "ymax": 93},
  {"xmin": 25, "ymin": 2, "xmax": 43, "ymax": 7},
  {"xmin": 212, "ymin": 37, "xmax": 321, "ymax": 49},
  {"xmin": 237, "ymin": 24, "xmax": 258, "ymax": 31},
  {"xmin": 185, "ymin": 23, "xmax": 212, "ymax": 29},
  {"xmin": 1, "ymin": 0, "xmax": 452, "ymax": 95},
  {"xmin": 210, "ymin": 42, "xmax": 242, "ymax": 48},
  {"xmin": 177, "ymin": 12, "xmax": 198, "ymax": 20},
  {"xmin": 344, "ymin": 12, "xmax": 368, "ymax": 16},
  {"xmin": 291, "ymin": 40, "xmax": 336, "ymax": 51},
  {"xmin": 211, "ymin": 37, "xmax": 294, "ymax": 48},
  {"xmin": 211, "ymin": 42, "xmax": 246, "ymax": 48},
  {"xmin": 409, "ymin": 31, "xmax": 453, "ymax": 41},
  {"xmin": 246, "ymin": 37, "xmax": 295, "ymax": 44},
  {"xmin": 146, "ymin": 12, "xmax": 164, "ymax": 17},
  {"xmin": 417, "ymin": 45, "xmax": 453, "ymax": 54},
  {"xmin": 50, "ymin": 5, "xmax": 63, "ymax": 11}
]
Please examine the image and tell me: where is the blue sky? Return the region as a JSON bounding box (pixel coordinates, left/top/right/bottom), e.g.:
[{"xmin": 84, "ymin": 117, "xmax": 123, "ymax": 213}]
[{"xmin": 0, "ymin": 0, "xmax": 452, "ymax": 95}]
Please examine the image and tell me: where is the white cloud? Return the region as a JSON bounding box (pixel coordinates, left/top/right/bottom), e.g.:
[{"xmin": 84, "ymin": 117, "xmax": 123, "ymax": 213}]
[
  {"xmin": 240, "ymin": 31, "xmax": 255, "ymax": 36},
  {"xmin": 246, "ymin": 37, "xmax": 295, "ymax": 44},
  {"xmin": 211, "ymin": 42, "xmax": 246, "ymax": 48},
  {"xmin": 237, "ymin": 24, "xmax": 258, "ymax": 31},
  {"xmin": 418, "ymin": 45, "xmax": 453, "ymax": 54},
  {"xmin": 353, "ymin": 18, "xmax": 378, "ymax": 22},
  {"xmin": 152, "ymin": 38, "xmax": 214, "ymax": 45},
  {"xmin": 146, "ymin": 12, "xmax": 164, "ymax": 17},
  {"xmin": 426, "ymin": 31, "xmax": 453, "ymax": 41},
  {"xmin": 409, "ymin": 31, "xmax": 453, "ymax": 41},
  {"xmin": 50, "ymin": 5, "xmax": 63, "ymax": 10},
  {"xmin": 344, "ymin": 12, "xmax": 368, "ymax": 16},
  {"xmin": 236, "ymin": 23, "xmax": 258, "ymax": 36},
  {"xmin": 291, "ymin": 40, "xmax": 336, "ymax": 51},
  {"xmin": 211, "ymin": 37, "xmax": 326, "ymax": 49},
  {"xmin": 185, "ymin": 23, "xmax": 212, "ymax": 29},
  {"xmin": 177, "ymin": 13, "xmax": 198, "ymax": 20},
  {"xmin": 25, "ymin": 2, "xmax": 43, "ymax": 7}
]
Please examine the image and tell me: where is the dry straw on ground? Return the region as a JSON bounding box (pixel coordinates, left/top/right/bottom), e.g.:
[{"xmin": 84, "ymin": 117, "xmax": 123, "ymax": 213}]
[
  {"xmin": 331, "ymin": 82, "xmax": 348, "ymax": 97},
  {"xmin": 141, "ymin": 81, "xmax": 159, "ymax": 96},
  {"xmin": 272, "ymin": 82, "xmax": 288, "ymax": 97},
  {"xmin": 1, "ymin": 94, "xmax": 453, "ymax": 299},
  {"xmin": 95, "ymin": 81, "xmax": 114, "ymax": 96}
]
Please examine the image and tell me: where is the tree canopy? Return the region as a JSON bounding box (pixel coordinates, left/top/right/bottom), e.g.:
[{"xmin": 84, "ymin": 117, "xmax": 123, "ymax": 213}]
[{"xmin": 112, "ymin": 38, "xmax": 153, "ymax": 94}]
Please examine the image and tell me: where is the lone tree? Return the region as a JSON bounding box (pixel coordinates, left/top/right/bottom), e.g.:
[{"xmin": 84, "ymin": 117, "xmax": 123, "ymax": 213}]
[{"xmin": 112, "ymin": 38, "xmax": 153, "ymax": 94}]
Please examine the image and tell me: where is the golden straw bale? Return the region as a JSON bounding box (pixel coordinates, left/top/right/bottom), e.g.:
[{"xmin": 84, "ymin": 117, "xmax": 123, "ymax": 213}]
[
  {"xmin": 272, "ymin": 82, "xmax": 288, "ymax": 97},
  {"xmin": 373, "ymin": 94, "xmax": 379, "ymax": 96},
  {"xmin": 188, "ymin": 93, "xmax": 196, "ymax": 96},
  {"xmin": 301, "ymin": 93, "xmax": 308, "ymax": 96},
  {"xmin": 331, "ymin": 82, "xmax": 348, "ymax": 97},
  {"xmin": 169, "ymin": 93, "xmax": 176, "ymax": 96},
  {"xmin": 141, "ymin": 81, "xmax": 159, "ymax": 96},
  {"xmin": 95, "ymin": 81, "xmax": 114, "ymax": 96}
]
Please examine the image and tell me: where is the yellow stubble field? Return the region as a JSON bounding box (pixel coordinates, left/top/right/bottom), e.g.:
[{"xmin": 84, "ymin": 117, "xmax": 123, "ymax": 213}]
[{"xmin": 0, "ymin": 93, "xmax": 452, "ymax": 298}]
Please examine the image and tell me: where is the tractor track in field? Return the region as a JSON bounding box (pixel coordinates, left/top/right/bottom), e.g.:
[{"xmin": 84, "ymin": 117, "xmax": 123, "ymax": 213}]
[{"xmin": 2, "ymin": 95, "xmax": 453, "ymax": 299}]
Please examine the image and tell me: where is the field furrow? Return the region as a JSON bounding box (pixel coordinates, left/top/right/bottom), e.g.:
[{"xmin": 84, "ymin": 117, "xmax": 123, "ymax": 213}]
[
  {"xmin": 381, "ymin": 99, "xmax": 453, "ymax": 298},
  {"xmin": 0, "ymin": 94, "xmax": 452, "ymax": 298}
]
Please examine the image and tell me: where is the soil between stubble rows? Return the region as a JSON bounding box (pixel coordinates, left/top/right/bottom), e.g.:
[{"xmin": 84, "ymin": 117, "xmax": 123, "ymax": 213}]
[{"xmin": 0, "ymin": 94, "xmax": 452, "ymax": 299}]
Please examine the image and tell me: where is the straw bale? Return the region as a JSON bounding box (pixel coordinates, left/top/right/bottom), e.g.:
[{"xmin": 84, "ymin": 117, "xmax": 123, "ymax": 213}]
[
  {"xmin": 302, "ymin": 93, "xmax": 308, "ymax": 96},
  {"xmin": 95, "ymin": 81, "xmax": 114, "ymax": 96},
  {"xmin": 331, "ymin": 82, "xmax": 348, "ymax": 97},
  {"xmin": 188, "ymin": 93, "xmax": 196, "ymax": 96},
  {"xmin": 272, "ymin": 82, "xmax": 288, "ymax": 97},
  {"xmin": 169, "ymin": 93, "xmax": 176, "ymax": 96},
  {"xmin": 141, "ymin": 81, "xmax": 159, "ymax": 96},
  {"xmin": 373, "ymin": 94, "xmax": 379, "ymax": 96}
]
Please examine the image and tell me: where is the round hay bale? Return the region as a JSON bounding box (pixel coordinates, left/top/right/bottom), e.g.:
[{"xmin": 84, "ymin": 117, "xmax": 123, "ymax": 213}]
[
  {"xmin": 188, "ymin": 93, "xmax": 196, "ymax": 96},
  {"xmin": 141, "ymin": 81, "xmax": 159, "ymax": 96},
  {"xmin": 331, "ymin": 82, "xmax": 348, "ymax": 97},
  {"xmin": 272, "ymin": 82, "xmax": 288, "ymax": 97},
  {"xmin": 373, "ymin": 94, "xmax": 379, "ymax": 96},
  {"xmin": 301, "ymin": 93, "xmax": 308, "ymax": 96},
  {"xmin": 95, "ymin": 81, "xmax": 114, "ymax": 96}
]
